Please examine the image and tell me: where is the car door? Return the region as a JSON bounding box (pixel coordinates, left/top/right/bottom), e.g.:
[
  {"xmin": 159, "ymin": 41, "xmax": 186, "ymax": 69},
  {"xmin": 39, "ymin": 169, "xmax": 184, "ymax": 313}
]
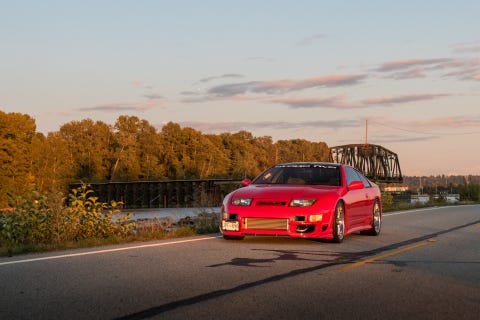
[
  {"xmin": 354, "ymin": 168, "xmax": 376, "ymax": 226},
  {"xmin": 342, "ymin": 166, "xmax": 366, "ymax": 228}
]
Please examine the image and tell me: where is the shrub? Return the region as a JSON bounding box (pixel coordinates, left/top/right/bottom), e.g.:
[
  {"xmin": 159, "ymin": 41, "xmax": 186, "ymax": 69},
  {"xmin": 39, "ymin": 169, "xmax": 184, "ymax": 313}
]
[
  {"xmin": 0, "ymin": 184, "xmax": 135, "ymax": 256},
  {"xmin": 67, "ymin": 184, "xmax": 135, "ymax": 240}
]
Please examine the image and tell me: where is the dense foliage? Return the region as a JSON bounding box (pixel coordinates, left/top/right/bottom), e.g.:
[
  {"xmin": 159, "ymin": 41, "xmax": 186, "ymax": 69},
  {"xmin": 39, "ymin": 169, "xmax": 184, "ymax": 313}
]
[{"xmin": 0, "ymin": 111, "xmax": 331, "ymax": 207}]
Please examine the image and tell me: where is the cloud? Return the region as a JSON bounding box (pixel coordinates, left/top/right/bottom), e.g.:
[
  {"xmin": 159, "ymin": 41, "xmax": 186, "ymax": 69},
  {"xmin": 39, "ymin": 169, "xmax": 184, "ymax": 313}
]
[
  {"xmin": 450, "ymin": 41, "xmax": 480, "ymax": 53},
  {"xmin": 143, "ymin": 93, "xmax": 163, "ymax": 100},
  {"xmin": 374, "ymin": 59, "xmax": 452, "ymax": 72},
  {"xmin": 180, "ymin": 94, "xmax": 263, "ymax": 103},
  {"xmin": 361, "ymin": 93, "xmax": 451, "ymax": 106},
  {"xmin": 180, "ymin": 90, "xmax": 201, "ymax": 96},
  {"xmin": 375, "ymin": 58, "xmax": 480, "ymax": 81},
  {"xmin": 197, "ymin": 74, "xmax": 244, "ymax": 83},
  {"xmin": 182, "ymin": 90, "xmax": 451, "ymax": 109},
  {"xmin": 297, "ymin": 33, "xmax": 325, "ymax": 46},
  {"xmin": 206, "ymin": 74, "xmax": 367, "ymax": 97},
  {"xmin": 77, "ymin": 99, "xmax": 161, "ymax": 113},
  {"xmin": 268, "ymin": 96, "xmax": 358, "ymax": 109},
  {"xmin": 178, "ymin": 119, "xmax": 361, "ymax": 133},
  {"xmin": 270, "ymin": 93, "xmax": 450, "ymax": 109},
  {"xmin": 441, "ymin": 58, "xmax": 480, "ymax": 81}
]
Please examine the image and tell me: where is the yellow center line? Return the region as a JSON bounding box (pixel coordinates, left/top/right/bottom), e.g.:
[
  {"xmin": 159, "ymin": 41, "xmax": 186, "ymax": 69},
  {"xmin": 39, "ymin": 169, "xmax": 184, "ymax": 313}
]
[{"xmin": 340, "ymin": 240, "xmax": 435, "ymax": 270}]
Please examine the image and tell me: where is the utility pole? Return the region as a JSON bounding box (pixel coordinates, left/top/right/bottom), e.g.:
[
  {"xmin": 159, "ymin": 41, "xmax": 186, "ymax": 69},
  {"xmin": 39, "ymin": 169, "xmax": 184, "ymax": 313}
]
[{"xmin": 365, "ymin": 119, "xmax": 368, "ymax": 145}]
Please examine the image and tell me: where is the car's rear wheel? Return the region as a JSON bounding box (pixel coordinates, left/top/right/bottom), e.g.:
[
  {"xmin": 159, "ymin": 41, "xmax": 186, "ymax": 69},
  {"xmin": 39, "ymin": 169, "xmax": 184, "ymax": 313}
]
[
  {"xmin": 362, "ymin": 199, "xmax": 381, "ymax": 236},
  {"xmin": 332, "ymin": 202, "xmax": 345, "ymax": 243},
  {"xmin": 223, "ymin": 235, "xmax": 245, "ymax": 240}
]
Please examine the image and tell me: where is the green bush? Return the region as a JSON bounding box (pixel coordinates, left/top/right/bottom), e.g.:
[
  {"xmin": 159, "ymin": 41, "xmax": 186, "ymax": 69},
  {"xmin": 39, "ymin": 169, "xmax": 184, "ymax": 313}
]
[
  {"xmin": 0, "ymin": 184, "xmax": 135, "ymax": 256},
  {"xmin": 381, "ymin": 192, "xmax": 395, "ymax": 212},
  {"xmin": 67, "ymin": 184, "xmax": 135, "ymax": 240}
]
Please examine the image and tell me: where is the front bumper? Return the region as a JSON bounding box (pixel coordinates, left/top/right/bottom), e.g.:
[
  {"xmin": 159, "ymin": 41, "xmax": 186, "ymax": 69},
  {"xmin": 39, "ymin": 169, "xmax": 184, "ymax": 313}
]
[{"xmin": 220, "ymin": 214, "xmax": 334, "ymax": 239}]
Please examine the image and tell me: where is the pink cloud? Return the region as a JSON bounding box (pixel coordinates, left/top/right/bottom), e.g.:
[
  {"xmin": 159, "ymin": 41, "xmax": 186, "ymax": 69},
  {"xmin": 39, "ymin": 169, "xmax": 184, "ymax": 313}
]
[
  {"xmin": 361, "ymin": 94, "xmax": 451, "ymax": 106},
  {"xmin": 206, "ymin": 74, "xmax": 366, "ymax": 97},
  {"xmin": 375, "ymin": 57, "xmax": 480, "ymax": 81},
  {"xmin": 77, "ymin": 98, "xmax": 162, "ymax": 113},
  {"xmin": 375, "ymin": 59, "xmax": 451, "ymax": 72},
  {"xmin": 178, "ymin": 119, "xmax": 360, "ymax": 133},
  {"xmin": 268, "ymin": 96, "xmax": 357, "ymax": 109},
  {"xmin": 270, "ymin": 93, "xmax": 450, "ymax": 109}
]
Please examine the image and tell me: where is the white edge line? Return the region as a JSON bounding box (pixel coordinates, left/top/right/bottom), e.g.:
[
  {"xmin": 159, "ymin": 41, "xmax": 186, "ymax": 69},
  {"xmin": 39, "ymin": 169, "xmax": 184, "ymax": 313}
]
[
  {"xmin": 0, "ymin": 235, "xmax": 222, "ymax": 267},
  {"xmin": 383, "ymin": 205, "xmax": 469, "ymax": 217}
]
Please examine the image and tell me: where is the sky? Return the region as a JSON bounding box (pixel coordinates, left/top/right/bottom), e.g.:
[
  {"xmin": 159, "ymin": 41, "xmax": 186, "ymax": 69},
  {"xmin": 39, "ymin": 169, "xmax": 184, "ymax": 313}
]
[{"xmin": 1, "ymin": 0, "xmax": 480, "ymax": 176}]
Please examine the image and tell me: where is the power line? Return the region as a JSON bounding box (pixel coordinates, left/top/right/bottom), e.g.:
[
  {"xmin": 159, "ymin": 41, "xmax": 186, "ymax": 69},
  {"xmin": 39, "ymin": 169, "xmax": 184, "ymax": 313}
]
[{"xmin": 369, "ymin": 120, "xmax": 480, "ymax": 136}]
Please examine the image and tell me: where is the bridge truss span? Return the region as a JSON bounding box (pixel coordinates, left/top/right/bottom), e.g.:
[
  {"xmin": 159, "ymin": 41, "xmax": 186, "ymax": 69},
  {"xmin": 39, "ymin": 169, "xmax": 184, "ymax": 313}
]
[{"xmin": 330, "ymin": 144, "xmax": 403, "ymax": 183}]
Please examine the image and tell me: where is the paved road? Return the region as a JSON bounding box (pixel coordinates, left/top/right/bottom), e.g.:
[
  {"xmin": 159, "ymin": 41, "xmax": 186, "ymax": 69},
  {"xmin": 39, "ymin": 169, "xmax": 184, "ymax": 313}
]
[{"xmin": 1, "ymin": 205, "xmax": 479, "ymax": 320}]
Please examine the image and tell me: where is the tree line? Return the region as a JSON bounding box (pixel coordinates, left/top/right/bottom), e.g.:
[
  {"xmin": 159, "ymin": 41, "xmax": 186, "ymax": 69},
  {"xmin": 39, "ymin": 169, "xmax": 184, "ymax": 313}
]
[{"xmin": 0, "ymin": 110, "xmax": 331, "ymax": 207}]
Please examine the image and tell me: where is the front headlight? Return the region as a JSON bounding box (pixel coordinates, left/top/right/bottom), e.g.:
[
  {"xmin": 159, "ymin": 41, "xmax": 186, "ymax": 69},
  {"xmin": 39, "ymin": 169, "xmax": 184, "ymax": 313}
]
[
  {"xmin": 289, "ymin": 199, "xmax": 316, "ymax": 207},
  {"xmin": 231, "ymin": 198, "xmax": 253, "ymax": 206}
]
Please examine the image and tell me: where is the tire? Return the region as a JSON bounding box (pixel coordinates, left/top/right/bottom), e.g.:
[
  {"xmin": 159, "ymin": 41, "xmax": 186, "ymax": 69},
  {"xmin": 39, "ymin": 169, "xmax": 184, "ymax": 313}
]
[
  {"xmin": 223, "ymin": 235, "xmax": 245, "ymax": 240},
  {"xmin": 332, "ymin": 202, "xmax": 345, "ymax": 243},
  {"xmin": 362, "ymin": 200, "xmax": 381, "ymax": 236}
]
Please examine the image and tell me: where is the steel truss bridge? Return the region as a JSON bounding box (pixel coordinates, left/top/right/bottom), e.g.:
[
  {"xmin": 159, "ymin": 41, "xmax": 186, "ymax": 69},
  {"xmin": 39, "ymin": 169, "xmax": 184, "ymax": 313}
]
[{"xmin": 329, "ymin": 144, "xmax": 403, "ymax": 183}]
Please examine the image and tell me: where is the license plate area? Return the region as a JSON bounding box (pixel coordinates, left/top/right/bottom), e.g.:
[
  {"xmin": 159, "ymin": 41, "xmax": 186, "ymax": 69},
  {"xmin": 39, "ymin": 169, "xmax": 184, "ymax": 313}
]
[{"xmin": 222, "ymin": 220, "xmax": 239, "ymax": 231}]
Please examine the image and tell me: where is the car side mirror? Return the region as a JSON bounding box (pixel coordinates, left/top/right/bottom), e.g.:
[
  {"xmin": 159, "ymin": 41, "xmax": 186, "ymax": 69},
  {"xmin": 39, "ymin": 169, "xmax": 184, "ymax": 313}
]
[
  {"xmin": 348, "ymin": 180, "xmax": 364, "ymax": 190},
  {"xmin": 241, "ymin": 179, "xmax": 252, "ymax": 187}
]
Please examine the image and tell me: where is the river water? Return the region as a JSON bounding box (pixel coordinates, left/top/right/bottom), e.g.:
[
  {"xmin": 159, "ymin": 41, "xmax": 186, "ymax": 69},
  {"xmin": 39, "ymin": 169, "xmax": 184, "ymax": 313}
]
[{"xmin": 117, "ymin": 207, "xmax": 221, "ymax": 222}]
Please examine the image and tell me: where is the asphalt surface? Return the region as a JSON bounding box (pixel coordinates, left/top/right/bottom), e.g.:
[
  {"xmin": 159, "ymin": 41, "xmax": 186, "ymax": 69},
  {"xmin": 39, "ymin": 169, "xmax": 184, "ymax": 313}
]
[{"xmin": 1, "ymin": 205, "xmax": 479, "ymax": 320}]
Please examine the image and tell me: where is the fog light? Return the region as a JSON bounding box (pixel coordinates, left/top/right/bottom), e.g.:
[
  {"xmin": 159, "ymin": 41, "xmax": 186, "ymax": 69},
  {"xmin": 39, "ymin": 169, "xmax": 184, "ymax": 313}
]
[{"xmin": 309, "ymin": 214, "xmax": 322, "ymax": 222}]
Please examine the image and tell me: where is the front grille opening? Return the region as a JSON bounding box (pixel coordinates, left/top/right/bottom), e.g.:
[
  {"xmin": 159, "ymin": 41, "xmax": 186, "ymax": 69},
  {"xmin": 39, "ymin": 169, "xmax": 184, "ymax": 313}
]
[
  {"xmin": 256, "ymin": 201, "xmax": 286, "ymax": 206},
  {"xmin": 244, "ymin": 218, "xmax": 289, "ymax": 230},
  {"xmin": 296, "ymin": 225, "xmax": 315, "ymax": 233},
  {"xmin": 294, "ymin": 216, "xmax": 306, "ymax": 222},
  {"xmin": 228, "ymin": 214, "xmax": 239, "ymax": 221}
]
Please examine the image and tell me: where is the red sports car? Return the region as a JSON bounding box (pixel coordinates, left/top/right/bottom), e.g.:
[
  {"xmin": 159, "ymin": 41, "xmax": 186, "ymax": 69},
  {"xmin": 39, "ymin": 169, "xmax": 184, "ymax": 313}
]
[{"xmin": 220, "ymin": 162, "xmax": 382, "ymax": 242}]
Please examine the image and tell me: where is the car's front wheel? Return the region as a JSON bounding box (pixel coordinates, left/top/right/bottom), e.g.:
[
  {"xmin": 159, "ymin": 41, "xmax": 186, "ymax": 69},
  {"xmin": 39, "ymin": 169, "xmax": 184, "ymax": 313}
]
[{"xmin": 332, "ymin": 202, "xmax": 345, "ymax": 243}]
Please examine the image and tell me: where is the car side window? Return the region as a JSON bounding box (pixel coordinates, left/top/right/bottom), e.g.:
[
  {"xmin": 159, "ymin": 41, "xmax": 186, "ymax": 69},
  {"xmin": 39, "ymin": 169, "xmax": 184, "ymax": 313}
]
[
  {"xmin": 356, "ymin": 170, "xmax": 371, "ymax": 188},
  {"xmin": 345, "ymin": 167, "xmax": 363, "ymax": 187}
]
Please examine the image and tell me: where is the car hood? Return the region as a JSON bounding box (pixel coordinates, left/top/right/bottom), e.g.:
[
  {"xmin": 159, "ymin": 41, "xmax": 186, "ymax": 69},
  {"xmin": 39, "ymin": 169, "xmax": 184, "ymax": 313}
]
[{"xmin": 229, "ymin": 184, "xmax": 341, "ymax": 201}]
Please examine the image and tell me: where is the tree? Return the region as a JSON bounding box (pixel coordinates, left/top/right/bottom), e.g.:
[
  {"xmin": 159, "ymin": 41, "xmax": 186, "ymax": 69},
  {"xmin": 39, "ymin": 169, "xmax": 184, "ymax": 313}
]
[
  {"xmin": 112, "ymin": 115, "xmax": 166, "ymax": 181},
  {"xmin": 59, "ymin": 119, "xmax": 114, "ymax": 182},
  {"xmin": 159, "ymin": 122, "xmax": 187, "ymax": 179},
  {"xmin": 0, "ymin": 111, "xmax": 36, "ymax": 207},
  {"xmin": 30, "ymin": 132, "xmax": 75, "ymax": 193}
]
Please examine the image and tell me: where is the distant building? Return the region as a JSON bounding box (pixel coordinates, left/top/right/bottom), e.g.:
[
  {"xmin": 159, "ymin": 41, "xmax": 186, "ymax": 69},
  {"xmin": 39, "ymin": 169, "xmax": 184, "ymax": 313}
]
[
  {"xmin": 445, "ymin": 194, "xmax": 460, "ymax": 203},
  {"xmin": 383, "ymin": 186, "xmax": 409, "ymax": 192},
  {"xmin": 411, "ymin": 194, "xmax": 430, "ymax": 205}
]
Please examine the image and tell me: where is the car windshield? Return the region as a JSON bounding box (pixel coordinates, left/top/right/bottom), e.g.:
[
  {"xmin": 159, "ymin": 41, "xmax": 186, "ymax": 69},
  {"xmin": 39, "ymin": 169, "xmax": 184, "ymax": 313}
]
[{"xmin": 252, "ymin": 164, "xmax": 341, "ymax": 186}]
